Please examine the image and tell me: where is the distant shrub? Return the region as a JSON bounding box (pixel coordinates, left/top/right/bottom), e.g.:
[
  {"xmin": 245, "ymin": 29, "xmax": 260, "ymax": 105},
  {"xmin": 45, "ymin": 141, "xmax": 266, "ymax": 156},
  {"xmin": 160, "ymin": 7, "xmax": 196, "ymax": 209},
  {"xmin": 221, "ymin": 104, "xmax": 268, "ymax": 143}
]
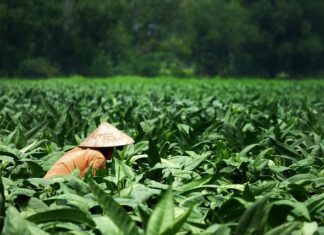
[
  {"xmin": 159, "ymin": 61, "xmax": 194, "ymax": 78},
  {"xmin": 18, "ymin": 58, "xmax": 60, "ymax": 78},
  {"xmin": 86, "ymin": 55, "xmax": 112, "ymax": 77},
  {"xmin": 276, "ymin": 72, "xmax": 290, "ymax": 79},
  {"xmin": 131, "ymin": 54, "xmax": 163, "ymax": 77}
]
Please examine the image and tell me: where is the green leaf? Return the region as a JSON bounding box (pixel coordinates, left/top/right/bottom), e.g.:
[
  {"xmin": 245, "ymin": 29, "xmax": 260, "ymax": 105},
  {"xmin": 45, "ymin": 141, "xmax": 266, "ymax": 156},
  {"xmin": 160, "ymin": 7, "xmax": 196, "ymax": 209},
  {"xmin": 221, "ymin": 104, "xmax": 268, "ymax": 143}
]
[
  {"xmin": 4, "ymin": 206, "xmax": 31, "ymax": 235},
  {"xmin": 239, "ymin": 144, "xmax": 260, "ymax": 157},
  {"xmin": 146, "ymin": 186, "xmax": 174, "ymax": 235},
  {"xmin": 301, "ymin": 222, "xmax": 318, "ymax": 235},
  {"xmin": 19, "ymin": 197, "xmax": 48, "ymax": 216},
  {"xmin": 202, "ymin": 224, "xmax": 231, "ymax": 235},
  {"xmin": 218, "ymin": 197, "xmax": 249, "ymax": 222},
  {"xmin": 120, "ymin": 160, "xmax": 136, "ymax": 180},
  {"xmin": 24, "ymin": 122, "xmax": 47, "ymax": 140},
  {"xmin": 184, "ymin": 151, "xmax": 212, "ymax": 171},
  {"xmin": 175, "ymin": 176, "xmax": 212, "ymax": 194},
  {"xmin": 45, "ymin": 193, "xmax": 89, "ymax": 213},
  {"xmin": 74, "ymin": 134, "xmax": 83, "ymax": 145},
  {"xmin": 93, "ymin": 216, "xmax": 121, "ymax": 235},
  {"xmin": 306, "ymin": 193, "xmax": 324, "ymax": 215},
  {"xmin": 0, "ymin": 176, "xmax": 5, "ymax": 233},
  {"xmin": 66, "ymin": 176, "xmax": 90, "ymax": 195},
  {"xmin": 88, "ymin": 178, "xmax": 140, "ymax": 235},
  {"xmin": 137, "ymin": 203, "xmax": 151, "ymax": 229},
  {"xmin": 120, "ymin": 184, "xmax": 160, "ymax": 203},
  {"xmin": 20, "ymin": 159, "xmax": 45, "ymax": 177},
  {"xmin": 26, "ymin": 208, "xmax": 95, "ymax": 228},
  {"xmin": 269, "ymin": 137, "xmax": 300, "ymax": 158},
  {"xmin": 271, "ymin": 200, "xmax": 310, "ymax": 221},
  {"xmin": 20, "ymin": 140, "xmax": 47, "ymax": 154},
  {"xmin": 287, "ymin": 174, "xmax": 316, "ymax": 184},
  {"xmin": 161, "ymin": 206, "xmax": 192, "ymax": 235},
  {"xmin": 26, "ymin": 222, "xmax": 49, "ymax": 235},
  {"xmin": 0, "ymin": 144, "xmax": 21, "ymax": 160},
  {"xmin": 9, "ymin": 188, "xmax": 36, "ymax": 200},
  {"xmin": 265, "ymin": 222, "xmax": 300, "ymax": 235},
  {"xmin": 177, "ymin": 124, "xmax": 192, "ymax": 137},
  {"xmin": 235, "ymin": 196, "xmax": 269, "ymax": 235}
]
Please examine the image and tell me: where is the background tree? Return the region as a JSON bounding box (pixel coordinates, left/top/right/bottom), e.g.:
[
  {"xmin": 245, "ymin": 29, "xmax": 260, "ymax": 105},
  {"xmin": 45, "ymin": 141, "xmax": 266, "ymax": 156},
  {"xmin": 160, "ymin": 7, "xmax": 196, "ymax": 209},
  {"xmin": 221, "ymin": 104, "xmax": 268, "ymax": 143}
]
[{"xmin": 0, "ymin": 0, "xmax": 323, "ymax": 78}]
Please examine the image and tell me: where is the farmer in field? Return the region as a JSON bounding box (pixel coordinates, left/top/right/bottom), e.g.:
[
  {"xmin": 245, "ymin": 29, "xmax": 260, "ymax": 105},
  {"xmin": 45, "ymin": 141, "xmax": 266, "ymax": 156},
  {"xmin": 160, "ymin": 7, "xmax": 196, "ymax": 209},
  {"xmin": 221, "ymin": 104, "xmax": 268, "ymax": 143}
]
[{"xmin": 44, "ymin": 122, "xmax": 134, "ymax": 179}]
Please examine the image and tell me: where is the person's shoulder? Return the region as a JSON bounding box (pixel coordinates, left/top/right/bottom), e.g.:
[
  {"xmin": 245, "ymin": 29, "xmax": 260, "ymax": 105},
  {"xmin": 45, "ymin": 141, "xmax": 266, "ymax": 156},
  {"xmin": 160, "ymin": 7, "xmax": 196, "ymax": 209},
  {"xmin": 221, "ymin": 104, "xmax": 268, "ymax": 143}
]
[{"xmin": 85, "ymin": 148, "xmax": 105, "ymax": 157}]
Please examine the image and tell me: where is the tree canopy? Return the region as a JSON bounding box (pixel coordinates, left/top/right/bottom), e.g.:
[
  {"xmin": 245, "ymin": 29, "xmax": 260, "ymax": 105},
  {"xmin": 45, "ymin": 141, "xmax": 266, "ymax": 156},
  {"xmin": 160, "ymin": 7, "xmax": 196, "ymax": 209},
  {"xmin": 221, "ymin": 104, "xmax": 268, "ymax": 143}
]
[{"xmin": 0, "ymin": 0, "xmax": 323, "ymax": 78}]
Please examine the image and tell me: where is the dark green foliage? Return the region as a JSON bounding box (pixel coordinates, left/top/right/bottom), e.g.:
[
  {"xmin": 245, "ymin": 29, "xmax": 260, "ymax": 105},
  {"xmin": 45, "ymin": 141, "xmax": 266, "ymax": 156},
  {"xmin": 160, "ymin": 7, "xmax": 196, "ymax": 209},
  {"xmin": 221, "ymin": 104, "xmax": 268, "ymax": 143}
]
[
  {"xmin": 18, "ymin": 58, "xmax": 59, "ymax": 78},
  {"xmin": 0, "ymin": 176, "xmax": 5, "ymax": 233},
  {"xmin": 1, "ymin": 0, "xmax": 324, "ymax": 77}
]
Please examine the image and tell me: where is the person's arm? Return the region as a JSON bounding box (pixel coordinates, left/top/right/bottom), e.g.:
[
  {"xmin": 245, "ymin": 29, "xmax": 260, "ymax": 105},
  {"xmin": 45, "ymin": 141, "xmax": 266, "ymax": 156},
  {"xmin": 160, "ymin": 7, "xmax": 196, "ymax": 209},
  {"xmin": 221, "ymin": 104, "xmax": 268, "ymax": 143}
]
[
  {"xmin": 44, "ymin": 148, "xmax": 106, "ymax": 179},
  {"xmin": 80, "ymin": 149, "xmax": 106, "ymax": 176}
]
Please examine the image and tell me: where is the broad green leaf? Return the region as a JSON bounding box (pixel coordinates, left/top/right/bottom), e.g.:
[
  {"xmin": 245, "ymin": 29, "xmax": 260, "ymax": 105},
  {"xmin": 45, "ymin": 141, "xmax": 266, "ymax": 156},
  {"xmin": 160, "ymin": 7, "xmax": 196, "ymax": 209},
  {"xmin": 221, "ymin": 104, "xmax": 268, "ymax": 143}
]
[
  {"xmin": 66, "ymin": 176, "xmax": 90, "ymax": 195},
  {"xmin": 39, "ymin": 151, "xmax": 63, "ymax": 171},
  {"xmin": 74, "ymin": 134, "xmax": 83, "ymax": 145},
  {"xmin": 93, "ymin": 216, "xmax": 122, "ymax": 235},
  {"xmin": 24, "ymin": 122, "xmax": 47, "ymax": 140},
  {"xmin": 218, "ymin": 197, "xmax": 250, "ymax": 222},
  {"xmin": 235, "ymin": 196, "xmax": 269, "ymax": 235},
  {"xmin": 45, "ymin": 193, "xmax": 89, "ymax": 213},
  {"xmin": 0, "ymin": 144, "xmax": 21, "ymax": 160},
  {"xmin": 306, "ymin": 193, "xmax": 324, "ymax": 215},
  {"xmin": 26, "ymin": 208, "xmax": 95, "ymax": 228},
  {"xmin": 120, "ymin": 184, "xmax": 160, "ymax": 203},
  {"xmin": 0, "ymin": 155, "xmax": 15, "ymax": 162},
  {"xmin": 9, "ymin": 188, "xmax": 35, "ymax": 200},
  {"xmin": 0, "ymin": 176, "xmax": 5, "ymax": 233},
  {"xmin": 20, "ymin": 140, "xmax": 47, "ymax": 154},
  {"xmin": 4, "ymin": 206, "xmax": 31, "ymax": 235},
  {"xmin": 38, "ymin": 220, "xmax": 89, "ymax": 232},
  {"xmin": 271, "ymin": 200, "xmax": 310, "ymax": 221},
  {"xmin": 88, "ymin": 179, "xmax": 140, "ymax": 235},
  {"xmin": 287, "ymin": 174, "xmax": 317, "ymax": 184},
  {"xmin": 175, "ymin": 176, "xmax": 212, "ymax": 194},
  {"xmin": 137, "ymin": 203, "xmax": 151, "ymax": 229},
  {"xmin": 120, "ymin": 160, "xmax": 136, "ymax": 180},
  {"xmin": 202, "ymin": 224, "xmax": 231, "ymax": 235},
  {"xmin": 239, "ymin": 144, "xmax": 260, "ymax": 157},
  {"xmin": 265, "ymin": 222, "xmax": 300, "ymax": 235},
  {"xmin": 146, "ymin": 186, "xmax": 174, "ymax": 235},
  {"xmin": 301, "ymin": 222, "xmax": 318, "ymax": 235},
  {"xmin": 269, "ymin": 137, "xmax": 300, "ymax": 158},
  {"xmin": 177, "ymin": 124, "xmax": 192, "ymax": 137},
  {"xmin": 217, "ymin": 184, "xmax": 245, "ymax": 192},
  {"xmin": 26, "ymin": 222, "xmax": 49, "ymax": 235},
  {"xmin": 130, "ymin": 154, "xmax": 148, "ymax": 165},
  {"xmin": 25, "ymin": 178, "xmax": 51, "ymax": 188},
  {"xmin": 161, "ymin": 206, "xmax": 193, "ymax": 235},
  {"xmin": 19, "ymin": 197, "xmax": 48, "ymax": 217},
  {"xmin": 20, "ymin": 159, "xmax": 45, "ymax": 177},
  {"xmin": 184, "ymin": 151, "xmax": 212, "ymax": 171}
]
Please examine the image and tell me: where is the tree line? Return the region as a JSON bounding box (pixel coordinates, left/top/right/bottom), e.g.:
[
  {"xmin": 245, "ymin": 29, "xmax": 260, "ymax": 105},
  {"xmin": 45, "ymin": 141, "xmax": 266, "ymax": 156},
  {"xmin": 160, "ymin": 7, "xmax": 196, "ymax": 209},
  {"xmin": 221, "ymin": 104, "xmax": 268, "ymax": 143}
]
[{"xmin": 0, "ymin": 0, "xmax": 324, "ymax": 78}]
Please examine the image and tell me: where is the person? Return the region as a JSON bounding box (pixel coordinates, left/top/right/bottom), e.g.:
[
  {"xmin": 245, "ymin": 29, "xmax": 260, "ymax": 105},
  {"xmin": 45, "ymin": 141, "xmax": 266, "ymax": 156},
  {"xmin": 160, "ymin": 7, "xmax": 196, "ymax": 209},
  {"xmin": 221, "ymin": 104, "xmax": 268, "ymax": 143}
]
[{"xmin": 44, "ymin": 122, "xmax": 134, "ymax": 179}]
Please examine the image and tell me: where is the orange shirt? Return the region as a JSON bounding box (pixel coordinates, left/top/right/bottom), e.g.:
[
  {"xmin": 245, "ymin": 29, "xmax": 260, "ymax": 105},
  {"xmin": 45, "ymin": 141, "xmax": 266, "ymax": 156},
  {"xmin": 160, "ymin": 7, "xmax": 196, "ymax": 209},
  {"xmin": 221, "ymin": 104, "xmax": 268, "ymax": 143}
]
[{"xmin": 44, "ymin": 147, "xmax": 106, "ymax": 179}]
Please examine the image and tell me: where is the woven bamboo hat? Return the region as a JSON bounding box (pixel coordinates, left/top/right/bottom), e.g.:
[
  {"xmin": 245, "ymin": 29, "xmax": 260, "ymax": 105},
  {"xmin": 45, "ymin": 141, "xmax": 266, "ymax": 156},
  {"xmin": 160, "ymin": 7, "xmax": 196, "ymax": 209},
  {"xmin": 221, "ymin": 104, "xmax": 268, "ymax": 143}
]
[{"xmin": 79, "ymin": 122, "xmax": 134, "ymax": 148}]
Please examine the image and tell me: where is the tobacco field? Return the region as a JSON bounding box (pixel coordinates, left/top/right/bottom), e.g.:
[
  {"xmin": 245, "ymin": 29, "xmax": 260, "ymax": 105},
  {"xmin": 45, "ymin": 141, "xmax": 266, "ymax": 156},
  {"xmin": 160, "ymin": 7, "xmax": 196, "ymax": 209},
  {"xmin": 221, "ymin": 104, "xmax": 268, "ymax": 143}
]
[{"xmin": 0, "ymin": 78, "xmax": 323, "ymax": 235}]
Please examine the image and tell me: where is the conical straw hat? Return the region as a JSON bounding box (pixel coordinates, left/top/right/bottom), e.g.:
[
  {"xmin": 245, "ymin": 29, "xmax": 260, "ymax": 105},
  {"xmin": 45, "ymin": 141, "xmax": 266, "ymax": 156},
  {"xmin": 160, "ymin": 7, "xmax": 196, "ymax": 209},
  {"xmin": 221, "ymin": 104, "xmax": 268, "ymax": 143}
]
[{"xmin": 79, "ymin": 122, "xmax": 134, "ymax": 148}]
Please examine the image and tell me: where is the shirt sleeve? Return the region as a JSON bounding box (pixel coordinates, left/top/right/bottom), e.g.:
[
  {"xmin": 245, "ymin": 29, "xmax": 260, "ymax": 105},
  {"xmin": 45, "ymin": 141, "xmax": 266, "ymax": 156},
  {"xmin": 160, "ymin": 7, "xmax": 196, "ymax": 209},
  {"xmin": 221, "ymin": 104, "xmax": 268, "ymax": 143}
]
[
  {"xmin": 44, "ymin": 147, "xmax": 83, "ymax": 179},
  {"xmin": 83, "ymin": 149, "xmax": 106, "ymax": 176},
  {"xmin": 44, "ymin": 148, "xmax": 107, "ymax": 179}
]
